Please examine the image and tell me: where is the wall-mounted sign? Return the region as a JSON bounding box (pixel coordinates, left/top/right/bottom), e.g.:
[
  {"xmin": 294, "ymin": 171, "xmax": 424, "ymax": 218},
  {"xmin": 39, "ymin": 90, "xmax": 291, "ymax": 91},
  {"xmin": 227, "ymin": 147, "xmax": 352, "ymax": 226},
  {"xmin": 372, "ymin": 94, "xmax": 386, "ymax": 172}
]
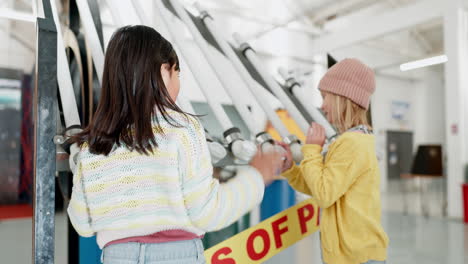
[{"xmin": 391, "ymin": 100, "xmax": 410, "ymax": 121}]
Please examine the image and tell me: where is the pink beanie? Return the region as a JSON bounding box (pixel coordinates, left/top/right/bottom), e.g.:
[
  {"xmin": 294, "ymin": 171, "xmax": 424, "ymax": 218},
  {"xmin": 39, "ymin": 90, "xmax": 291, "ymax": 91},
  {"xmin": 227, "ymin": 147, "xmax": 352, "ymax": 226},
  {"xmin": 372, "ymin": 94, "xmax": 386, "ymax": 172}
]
[{"xmin": 319, "ymin": 58, "xmax": 375, "ymax": 110}]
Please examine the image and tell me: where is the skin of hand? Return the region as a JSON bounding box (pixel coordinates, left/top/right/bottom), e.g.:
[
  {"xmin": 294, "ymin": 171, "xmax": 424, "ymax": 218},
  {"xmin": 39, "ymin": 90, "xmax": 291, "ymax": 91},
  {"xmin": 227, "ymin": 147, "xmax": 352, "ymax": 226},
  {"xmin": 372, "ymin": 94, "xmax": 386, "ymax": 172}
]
[
  {"xmin": 276, "ymin": 141, "xmax": 294, "ymax": 173},
  {"xmin": 306, "ymin": 122, "xmax": 326, "ymax": 147},
  {"xmin": 249, "ymin": 148, "xmax": 283, "ymax": 185}
]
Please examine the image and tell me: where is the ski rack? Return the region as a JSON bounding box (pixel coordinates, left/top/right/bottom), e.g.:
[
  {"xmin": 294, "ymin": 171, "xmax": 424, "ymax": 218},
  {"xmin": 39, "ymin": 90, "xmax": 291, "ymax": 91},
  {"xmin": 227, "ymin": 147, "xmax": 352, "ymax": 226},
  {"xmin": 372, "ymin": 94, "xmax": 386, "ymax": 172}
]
[
  {"xmin": 155, "ymin": 0, "xmax": 258, "ymax": 164},
  {"xmin": 186, "ymin": 2, "xmax": 305, "ymax": 162}
]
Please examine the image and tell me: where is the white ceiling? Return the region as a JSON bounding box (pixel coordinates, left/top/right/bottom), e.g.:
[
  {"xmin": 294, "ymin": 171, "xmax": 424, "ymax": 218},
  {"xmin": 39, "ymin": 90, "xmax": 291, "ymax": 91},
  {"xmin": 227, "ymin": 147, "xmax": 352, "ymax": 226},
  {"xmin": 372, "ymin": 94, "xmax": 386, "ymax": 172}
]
[
  {"xmin": 190, "ymin": 0, "xmax": 442, "ymax": 53},
  {"xmin": 0, "ymin": 0, "xmax": 445, "ymax": 79},
  {"xmin": 180, "ymin": 0, "xmax": 444, "ymax": 80}
]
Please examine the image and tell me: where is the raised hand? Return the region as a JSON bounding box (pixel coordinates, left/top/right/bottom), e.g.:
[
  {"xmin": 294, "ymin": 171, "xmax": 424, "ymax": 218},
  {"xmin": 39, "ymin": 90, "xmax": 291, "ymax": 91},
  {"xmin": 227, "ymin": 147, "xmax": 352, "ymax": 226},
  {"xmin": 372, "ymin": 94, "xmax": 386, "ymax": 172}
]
[
  {"xmin": 249, "ymin": 149, "xmax": 283, "ymax": 185},
  {"xmin": 306, "ymin": 122, "xmax": 326, "ymax": 147}
]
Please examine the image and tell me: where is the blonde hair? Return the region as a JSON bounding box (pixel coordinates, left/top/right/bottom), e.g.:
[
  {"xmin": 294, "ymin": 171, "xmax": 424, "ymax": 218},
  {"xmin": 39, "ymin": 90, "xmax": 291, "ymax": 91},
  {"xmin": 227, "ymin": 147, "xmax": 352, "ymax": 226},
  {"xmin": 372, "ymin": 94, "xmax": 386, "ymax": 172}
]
[{"xmin": 327, "ymin": 93, "xmax": 371, "ymax": 133}]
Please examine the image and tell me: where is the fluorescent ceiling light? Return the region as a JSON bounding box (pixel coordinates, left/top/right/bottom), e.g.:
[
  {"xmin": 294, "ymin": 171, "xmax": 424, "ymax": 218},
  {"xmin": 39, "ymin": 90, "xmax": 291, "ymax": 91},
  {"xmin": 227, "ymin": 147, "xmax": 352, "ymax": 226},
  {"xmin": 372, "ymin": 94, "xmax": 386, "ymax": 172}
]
[{"xmin": 400, "ymin": 55, "xmax": 448, "ymax": 71}]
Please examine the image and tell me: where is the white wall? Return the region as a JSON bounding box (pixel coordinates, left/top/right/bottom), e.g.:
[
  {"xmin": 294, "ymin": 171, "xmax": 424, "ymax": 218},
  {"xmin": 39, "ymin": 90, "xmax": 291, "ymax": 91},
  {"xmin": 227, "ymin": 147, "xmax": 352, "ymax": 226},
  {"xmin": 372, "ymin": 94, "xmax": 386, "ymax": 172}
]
[
  {"xmin": 414, "ymin": 68, "xmax": 446, "ymax": 146},
  {"xmin": 0, "ymin": 19, "xmax": 35, "ymax": 73},
  {"xmin": 371, "ymin": 70, "xmax": 445, "ymax": 192},
  {"xmin": 372, "ymin": 75, "xmax": 418, "ymax": 191}
]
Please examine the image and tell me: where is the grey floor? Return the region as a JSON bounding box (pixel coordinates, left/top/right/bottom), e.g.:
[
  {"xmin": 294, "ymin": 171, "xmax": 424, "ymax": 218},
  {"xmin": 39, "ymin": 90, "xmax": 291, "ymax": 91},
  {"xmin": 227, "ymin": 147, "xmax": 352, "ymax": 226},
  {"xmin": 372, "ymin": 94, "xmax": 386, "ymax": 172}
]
[
  {"xmin": 0, "ymin": 207, "xmax": 68, "ymax": 264},
  {"xmin": 1, "ymin": 179, "xmax": 467, "ymax": 264}
]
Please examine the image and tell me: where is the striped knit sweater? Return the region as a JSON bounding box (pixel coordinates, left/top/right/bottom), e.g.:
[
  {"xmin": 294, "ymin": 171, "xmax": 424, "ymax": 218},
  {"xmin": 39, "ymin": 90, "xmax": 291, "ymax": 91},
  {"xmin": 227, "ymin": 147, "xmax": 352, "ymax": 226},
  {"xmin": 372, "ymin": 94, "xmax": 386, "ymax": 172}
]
[{"xmin": 67, "ymin": 110, "xmax": 265, "ymax": 249}]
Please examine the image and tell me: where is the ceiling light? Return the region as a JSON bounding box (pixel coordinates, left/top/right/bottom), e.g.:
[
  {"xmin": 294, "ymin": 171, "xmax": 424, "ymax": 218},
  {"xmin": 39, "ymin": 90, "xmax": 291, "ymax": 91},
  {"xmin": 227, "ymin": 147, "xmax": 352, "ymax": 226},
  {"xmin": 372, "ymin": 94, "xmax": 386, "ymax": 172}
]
[{"xmin": 400, "ymin": 55, "xmax": 448, "ymax": 71}]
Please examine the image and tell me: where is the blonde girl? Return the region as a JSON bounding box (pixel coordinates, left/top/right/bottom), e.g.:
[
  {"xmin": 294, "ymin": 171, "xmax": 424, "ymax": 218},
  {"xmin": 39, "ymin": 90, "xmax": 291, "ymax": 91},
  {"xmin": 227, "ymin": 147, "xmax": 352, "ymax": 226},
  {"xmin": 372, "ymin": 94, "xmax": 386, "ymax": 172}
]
[{"xmin": 280, "ymin": 58, "xmax": 389, "ymax": 264}]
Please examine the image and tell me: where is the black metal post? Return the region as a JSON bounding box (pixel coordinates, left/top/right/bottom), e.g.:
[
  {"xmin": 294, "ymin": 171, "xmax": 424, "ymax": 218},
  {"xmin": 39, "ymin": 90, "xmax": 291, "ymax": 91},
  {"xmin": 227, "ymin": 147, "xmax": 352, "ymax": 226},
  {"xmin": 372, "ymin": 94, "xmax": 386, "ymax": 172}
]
[{"xmin": 33, "ymin": 0, "xmax": 58, "ymax": 263}]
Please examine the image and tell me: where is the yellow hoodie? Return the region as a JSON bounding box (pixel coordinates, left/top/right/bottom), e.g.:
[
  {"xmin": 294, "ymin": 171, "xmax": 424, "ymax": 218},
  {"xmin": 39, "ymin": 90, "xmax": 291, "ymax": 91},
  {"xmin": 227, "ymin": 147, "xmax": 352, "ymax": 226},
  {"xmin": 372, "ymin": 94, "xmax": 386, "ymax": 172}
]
[{"xmin": 282, "ymin": 132, "xmax": 389, "ymax": 264}]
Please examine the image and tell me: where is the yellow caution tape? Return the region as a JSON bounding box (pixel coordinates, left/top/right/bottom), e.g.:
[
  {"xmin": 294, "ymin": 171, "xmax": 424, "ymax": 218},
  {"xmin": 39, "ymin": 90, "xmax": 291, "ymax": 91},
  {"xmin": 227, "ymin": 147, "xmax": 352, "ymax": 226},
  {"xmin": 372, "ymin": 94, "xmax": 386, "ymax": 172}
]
[{"xmin": 204, "ymin": 199, "xmax": 320, "ymax": 264}]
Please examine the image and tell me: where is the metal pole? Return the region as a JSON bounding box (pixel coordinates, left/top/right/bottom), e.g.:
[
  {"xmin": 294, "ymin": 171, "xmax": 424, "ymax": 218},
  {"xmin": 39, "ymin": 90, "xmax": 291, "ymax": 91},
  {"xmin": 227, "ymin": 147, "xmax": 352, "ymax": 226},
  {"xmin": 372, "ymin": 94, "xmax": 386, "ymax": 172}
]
[
  {"xmin": 47, "ymin": 0, "xmax": 104, "ymax": 261},
  {"xmin": 154, "ymin": 0, "xmax": 234, "ymax": 131},
  {"xmin": 75, "ymin": 0, "xmax": 105, "ymax": 84},
  {"xmin": 33, "ymin": 0, "xmax": 57, "ymax": 263},
  {"xmin": 190, "ymin": 3, "xmax": 291, "ymax": 138},
  {"xmin": 167, "ymin": 0, "xmax": 273, "ymax": 136},
  {"xmin": 278, "ymin": 68, "xmax": 337, "ymax": 138},
  {"xmin": 231, "ymin": 33, "xmax": 310, "ymax": 134},
  {"xmin": 187, "ymin": 3, "xmax": 302, "ymax": 160},
  {"xmin": 156, "ymin": 0, "xmax": 261, "ymax": 165},
  {"xmin": 50, "ymin": 0, "xmax": 82, "ymax": 171},
  {"xmin": 162, "ymin": 0, "xmax": 280, "ymax": 163}
]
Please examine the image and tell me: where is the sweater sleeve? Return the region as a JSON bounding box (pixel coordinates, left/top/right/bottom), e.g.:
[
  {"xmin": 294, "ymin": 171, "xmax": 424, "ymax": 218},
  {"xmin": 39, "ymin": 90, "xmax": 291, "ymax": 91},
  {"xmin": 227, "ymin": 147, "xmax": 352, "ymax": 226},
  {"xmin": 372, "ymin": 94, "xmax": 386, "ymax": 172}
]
[
  {"xmin": 179, "ymin": 117, "xmax": 265, "ymax": 232},
  {"xmin": 281, "ymin": 164, "xmax": 312, "ymax": 195},
  {"xmin": 67, "ymin": 160, "xmax": 95, "ymax": 237},
  {"xmin": 299, "ymin": 138, "xmax": 363, "ymax": 209}
]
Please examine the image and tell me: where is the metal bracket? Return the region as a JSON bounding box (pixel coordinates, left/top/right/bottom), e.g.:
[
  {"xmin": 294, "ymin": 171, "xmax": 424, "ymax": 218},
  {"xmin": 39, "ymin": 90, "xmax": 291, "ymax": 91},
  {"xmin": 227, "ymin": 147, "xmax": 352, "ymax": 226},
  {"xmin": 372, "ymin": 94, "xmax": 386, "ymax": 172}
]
[
  {"xmin": 255, "ymin": 131, "xmax": 274, "ymax": 145},
  {"xmin": 54, "ymin": 125, "xmax": 82, "ymax": 172},
  {"xmin": 239, "ymin": 42, "xmax": 253, "ymax": 56},
  {"xmin": 223, "ymin": 127, "xmax": 243, "ymax": 149},
  {"xmin": 283, "ymin": 134, "xmax": 301, "ymax": 145},
  {"xmin": 284, "ymin": 77, "xmax": 300, "ymax": 93},
  {"xmin": 198, "ymin": 10, "xmax": 211, "ymax": 21}
]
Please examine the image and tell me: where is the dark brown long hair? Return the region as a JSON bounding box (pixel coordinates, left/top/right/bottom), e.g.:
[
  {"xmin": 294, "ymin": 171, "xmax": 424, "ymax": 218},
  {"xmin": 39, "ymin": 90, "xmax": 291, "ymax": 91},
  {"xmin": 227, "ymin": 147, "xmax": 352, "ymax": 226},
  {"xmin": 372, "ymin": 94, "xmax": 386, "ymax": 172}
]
[{"xmin": 72, "ymin": 25, "xmax": 188, "ymax": 155}]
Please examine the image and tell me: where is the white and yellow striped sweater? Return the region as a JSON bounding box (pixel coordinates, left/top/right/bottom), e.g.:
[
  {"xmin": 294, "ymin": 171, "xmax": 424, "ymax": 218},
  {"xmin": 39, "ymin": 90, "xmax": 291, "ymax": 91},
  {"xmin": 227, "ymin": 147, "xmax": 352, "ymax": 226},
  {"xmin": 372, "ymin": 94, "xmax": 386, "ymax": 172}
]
[{"xmin": 67, "ymin": 111, "xmax": 265, "ymax": 249}]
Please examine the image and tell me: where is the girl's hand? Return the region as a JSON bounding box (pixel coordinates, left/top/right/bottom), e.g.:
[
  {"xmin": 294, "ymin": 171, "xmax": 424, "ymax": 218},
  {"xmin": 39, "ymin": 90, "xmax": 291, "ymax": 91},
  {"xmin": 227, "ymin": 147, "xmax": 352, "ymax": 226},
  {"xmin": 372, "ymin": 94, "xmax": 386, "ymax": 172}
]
[
  {"xmin": 276, "ymin": 141, "xmax": 294, "ymax": 172},
  {"xmin": 306, "ymin": 122, "xmax": 326, "ymax": 147},
  {"xmin": 250, "ymin": 149, "xmax": 282, "ymax": 185}
]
